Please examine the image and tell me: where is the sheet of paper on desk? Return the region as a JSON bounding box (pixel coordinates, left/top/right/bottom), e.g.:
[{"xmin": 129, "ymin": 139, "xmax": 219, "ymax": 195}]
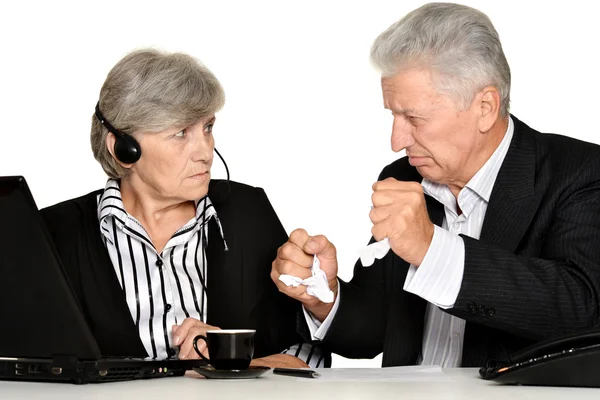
[{"xmin": 304, "ymin": 366, "xmax": 451, "ymax": 382}]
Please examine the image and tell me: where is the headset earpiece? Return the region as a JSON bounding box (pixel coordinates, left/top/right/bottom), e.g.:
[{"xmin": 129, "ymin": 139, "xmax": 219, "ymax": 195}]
[
  {"xmin": 113, "ymin": 134, "xmax": 141, "ymax": 164},
  {"xmin": 94, "ymin": 102, "xmax": 142, "ymax": 164}
]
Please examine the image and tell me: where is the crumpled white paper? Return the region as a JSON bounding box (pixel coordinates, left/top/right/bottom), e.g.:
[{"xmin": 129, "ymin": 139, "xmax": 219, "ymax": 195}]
[
  {"xmin": 278, "ymin": 254, "xmax": 334, "ymax": 303},
  {"xmin": 359, "ymin": 238, "xmax": 391, "ymax": 267}
]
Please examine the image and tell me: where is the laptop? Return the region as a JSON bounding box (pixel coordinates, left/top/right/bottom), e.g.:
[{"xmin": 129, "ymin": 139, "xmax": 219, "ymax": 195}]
[{"xmin": 0, "ymin": 176, "xmax": 206, "ymax": 384}]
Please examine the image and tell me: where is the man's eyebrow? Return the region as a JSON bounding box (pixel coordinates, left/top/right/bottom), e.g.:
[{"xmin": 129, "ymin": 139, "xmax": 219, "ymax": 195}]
[{"xmin": 389, "ymin": 107, "xmax": 416, "ymax": 115}]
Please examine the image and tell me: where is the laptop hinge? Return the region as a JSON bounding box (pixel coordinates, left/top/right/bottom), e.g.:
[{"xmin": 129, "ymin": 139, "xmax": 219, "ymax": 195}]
[{"xmin": 51, "ymin": 354, "xmax": 80, "ymax": 368}]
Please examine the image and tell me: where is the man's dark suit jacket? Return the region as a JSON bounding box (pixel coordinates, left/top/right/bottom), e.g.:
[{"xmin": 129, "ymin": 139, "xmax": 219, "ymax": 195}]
[
  {"xmin": 318, "ymin": 116, "xmax": 600, "ymax": 367},
  {"xmin": 40, "ymin": 180, "xmax": 303, "ymax": 359}
]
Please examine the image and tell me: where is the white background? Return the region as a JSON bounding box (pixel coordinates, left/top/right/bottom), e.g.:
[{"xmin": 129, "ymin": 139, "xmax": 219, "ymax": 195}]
[{"xmin": 1, "ymin": 1, "xmax": 598, "ymax": 367}]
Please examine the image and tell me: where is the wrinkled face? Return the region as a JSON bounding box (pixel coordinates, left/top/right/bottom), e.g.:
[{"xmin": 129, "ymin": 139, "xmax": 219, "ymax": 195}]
[
  {"xmin": 382, "ymin": 68, "xmax": 482, "ymax": 186},
  {"xmin": 129, "ymin": 115, "xmax": 216, "ymax": 202}
]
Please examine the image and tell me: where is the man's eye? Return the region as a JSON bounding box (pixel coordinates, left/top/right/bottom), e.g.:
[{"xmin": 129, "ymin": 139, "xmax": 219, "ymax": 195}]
[
  {"xmin": 175, "ymin": 129, "xmax": 186, "ymax": 138},
  {"xmin": 205, "ymin": 124, "xmax": 214, "ymax": 134}
]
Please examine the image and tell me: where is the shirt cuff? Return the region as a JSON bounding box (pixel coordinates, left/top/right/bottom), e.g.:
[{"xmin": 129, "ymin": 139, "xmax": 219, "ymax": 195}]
[
  {"xmin": 280, "ymin": 343, "xmax": 325, "ymax": 368},
  {"xmin": 403, "ymin": 225, "xmax": 465, "ymax": 309},
  {"xmin": 302, "ymin": 283, "xmax": 341, "ymax": 341}
]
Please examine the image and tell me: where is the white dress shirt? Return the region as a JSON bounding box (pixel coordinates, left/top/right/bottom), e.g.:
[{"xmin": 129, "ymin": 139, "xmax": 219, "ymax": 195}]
[{"xmin": 306, "ymin": 117, "xmax": 515, "ymax": 367}]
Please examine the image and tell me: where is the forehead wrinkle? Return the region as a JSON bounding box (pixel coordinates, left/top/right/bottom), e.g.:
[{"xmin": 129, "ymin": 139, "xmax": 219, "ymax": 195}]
[{"xmin": 386, "ymin": 89, "xmax": 443, "ymax": 117}]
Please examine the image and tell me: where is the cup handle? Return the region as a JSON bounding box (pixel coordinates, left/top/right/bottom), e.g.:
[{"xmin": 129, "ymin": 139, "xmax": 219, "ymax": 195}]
[{"xmin": 193, "ymin": 335, "xmax": 211, "ymax": 363}]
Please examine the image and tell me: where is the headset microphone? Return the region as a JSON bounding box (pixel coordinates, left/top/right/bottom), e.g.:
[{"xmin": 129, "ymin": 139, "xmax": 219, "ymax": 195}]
[
  {"xmin": 213, "ymin": 148, "xmax": 230, "ymax": 182},
  {"xmin": 95, "ymin": 102, "xmax": 231, "ymax": 192},
  {"xmin": 211, "ymin": 147, "xmax": 231, "ymax": 204}
]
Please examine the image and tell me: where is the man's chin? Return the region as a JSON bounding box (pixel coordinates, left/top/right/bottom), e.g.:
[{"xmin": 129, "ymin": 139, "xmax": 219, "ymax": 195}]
[{"xmin": 415, "ymin": 166, "xmax": 440, "ymax": 181}]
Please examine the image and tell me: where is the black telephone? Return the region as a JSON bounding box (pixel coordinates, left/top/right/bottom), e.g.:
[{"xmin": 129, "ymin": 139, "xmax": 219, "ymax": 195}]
[{"xmin": 480, "ymin": 328, "xmax": 600, "ymax": 387}]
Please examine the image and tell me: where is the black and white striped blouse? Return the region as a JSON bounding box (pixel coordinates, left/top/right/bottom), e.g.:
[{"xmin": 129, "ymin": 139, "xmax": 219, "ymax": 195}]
[
  {"xmin": 97, "ymin": 179, "xmax": 324, "ymax": 366},
  {"xmin": 98, "ymin": 179, "xmax": 223, "ymax": 359}
]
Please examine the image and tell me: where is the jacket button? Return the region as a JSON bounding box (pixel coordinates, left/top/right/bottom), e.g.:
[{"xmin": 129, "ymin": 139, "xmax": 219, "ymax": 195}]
[
  {"xmin": 486, "ymin": 307, "xmax": 496, "ymax": 317},
  {"xmin": 477, "ymin": 305, "xmax": 486, "ymax": 315},
  {"xmin": 467, "ymin": 302, "xmax": 477, "ymax": 314}
]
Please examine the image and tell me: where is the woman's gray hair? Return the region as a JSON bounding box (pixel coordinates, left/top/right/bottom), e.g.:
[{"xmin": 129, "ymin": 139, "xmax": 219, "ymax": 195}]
[
  {"xmin": 91, "ymin": 48, "xmax": 225, "ymax": 179},
  {"xmin": 370, "ymin": 2, "xmax": 511, "ymax": 117}
]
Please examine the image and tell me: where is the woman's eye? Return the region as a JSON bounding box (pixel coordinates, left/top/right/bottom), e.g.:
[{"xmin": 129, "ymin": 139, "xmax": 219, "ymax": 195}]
[
  {"xmin": 205, "ymin": 124, "xmax": 214, "ymax": 134},
  {"xmin": 174, "ymin": 129, "xmax": 186, "ymax": 138}
]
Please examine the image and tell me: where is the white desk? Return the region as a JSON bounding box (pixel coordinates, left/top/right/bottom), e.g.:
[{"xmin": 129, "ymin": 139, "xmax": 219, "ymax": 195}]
[{"xmin": 1, "ymin": 368, "xmax": 598, "ymax": 399}]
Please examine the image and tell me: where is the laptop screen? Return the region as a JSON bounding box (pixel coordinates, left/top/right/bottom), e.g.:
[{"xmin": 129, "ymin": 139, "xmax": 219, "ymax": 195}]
[{"xmin": 0, "ymin": 176, "xmax": 101, "ymax": 360}]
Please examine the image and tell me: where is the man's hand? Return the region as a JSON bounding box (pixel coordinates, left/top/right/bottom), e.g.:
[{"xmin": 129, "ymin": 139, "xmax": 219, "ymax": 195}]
[
  {"xmin": 370, "ymin": 178, "xmax": 435, "ymax": 266},
  {"xmin": 271, "ymin": 228, "xmax": 338, "ymax": 321},
  {"xmin": 172, "ymin": 318, "xmax": 220, "ymax": 359},
  {"xmin": 250, "ymin": 354, "xmax": 309, "ymax": 369}
]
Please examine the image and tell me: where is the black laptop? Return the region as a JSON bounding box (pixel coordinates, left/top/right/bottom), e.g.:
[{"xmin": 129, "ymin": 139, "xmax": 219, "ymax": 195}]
[{"xmin": 0, "ymin": 176, "xmax": 206, "ymax": 384}]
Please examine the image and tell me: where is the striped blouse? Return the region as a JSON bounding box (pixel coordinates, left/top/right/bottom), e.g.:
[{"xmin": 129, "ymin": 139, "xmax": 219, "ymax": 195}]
[{"xmin": 97, "ymin": 179, "xmax": 324, "ymax": 366}]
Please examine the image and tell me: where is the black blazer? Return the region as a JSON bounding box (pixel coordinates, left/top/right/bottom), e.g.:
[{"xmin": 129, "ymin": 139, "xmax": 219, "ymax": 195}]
[
  {"xmin": 40, "ymin": 180, "xmax": 302, "ymax": 359},
  {"xmin": 317, "ymin": 116, "xmax": 600, "ymax": 367}
]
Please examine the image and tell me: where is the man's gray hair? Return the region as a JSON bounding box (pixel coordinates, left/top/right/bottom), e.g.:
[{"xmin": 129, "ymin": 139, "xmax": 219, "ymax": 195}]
[
  {"xmin": 370, "ymin": 2, "xmax": 511, "ymax": 117},
  {"xmin": 91, "ymin": 48, "xmax": 225, "ymax": 179}
]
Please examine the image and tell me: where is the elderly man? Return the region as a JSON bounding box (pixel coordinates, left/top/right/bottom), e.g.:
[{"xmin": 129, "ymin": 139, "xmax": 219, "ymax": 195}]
[{"xmin": 272, "ymin": 2, "xmax": 600, "ymax": 367}]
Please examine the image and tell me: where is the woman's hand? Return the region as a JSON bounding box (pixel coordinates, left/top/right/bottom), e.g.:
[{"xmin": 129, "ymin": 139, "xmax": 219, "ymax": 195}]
[
  {"xmin": 172, "ymin": 318, "xmax": 220, "ymax": 359},
  {"xmin": 250, "ymin": 354, "xmax": 309, "ymax": 369}
]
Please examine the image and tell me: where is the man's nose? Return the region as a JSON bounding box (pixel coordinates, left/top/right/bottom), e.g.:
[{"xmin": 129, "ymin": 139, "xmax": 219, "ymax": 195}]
[{"xmin": 391, "ymin": 117, "xmax": 415, "ymax": 152}]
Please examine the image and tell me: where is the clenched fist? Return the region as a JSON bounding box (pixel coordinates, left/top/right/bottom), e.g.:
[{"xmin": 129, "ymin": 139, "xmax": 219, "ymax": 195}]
[
  {"xmin": 370, "ymin": 178, "xmax": 434, "ymax": 266},
  {"xmin": 271, "ymin": 228, "xmax": 338, "ymax": 321}
]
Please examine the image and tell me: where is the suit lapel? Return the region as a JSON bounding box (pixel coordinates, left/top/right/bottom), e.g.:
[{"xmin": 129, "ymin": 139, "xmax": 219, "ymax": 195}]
[
  {"xmin": 205, "ymin": 181, "xmax": 243, "ymax": 329},
  {"xmin": 381, "ymin": 191, "xmax": 443, "ymax": 366},
  {"xmin": 425, "ymin": 193, "xmax": 445, "ymax": 227},
  {"xmin": 479, "ymin": 116, "xmax": 541, "ymax": 250},
  {"xmin": 84, "ymin": 194, "xmax": 148, "ymax": 357}
]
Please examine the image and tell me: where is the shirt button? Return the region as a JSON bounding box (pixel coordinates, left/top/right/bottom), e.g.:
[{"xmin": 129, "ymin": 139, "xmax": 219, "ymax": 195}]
[
  {"xmin": 165, "ymin": 304, "xmax": 172, "ymax": 312},
  {"xmin": 167, "ymin": 348, "xmax": 176, "ymax": 358},
  {"xmin": 156, "ymin": 258, "xmax": 163, "ymax": 267}
]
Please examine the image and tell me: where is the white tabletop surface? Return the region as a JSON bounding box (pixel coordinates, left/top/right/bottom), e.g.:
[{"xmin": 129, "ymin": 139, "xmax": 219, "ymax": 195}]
[{"xmin": 1, "ymin": 367, "xmax": 598, "ymax": 400}]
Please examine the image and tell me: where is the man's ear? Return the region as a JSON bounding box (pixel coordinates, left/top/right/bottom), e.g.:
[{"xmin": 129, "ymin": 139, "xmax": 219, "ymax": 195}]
[
  {"xmin": 477, "ymin": 86, "xmax": 501, "ymax": 132},
  {"xmin": 105, "ymin": 133, "xmax": 134, "ymax": 169}
]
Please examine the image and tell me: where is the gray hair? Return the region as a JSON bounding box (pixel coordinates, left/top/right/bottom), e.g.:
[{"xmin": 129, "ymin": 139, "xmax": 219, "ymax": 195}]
[
  {"xmin": 370, "ymin": 2, "xmax": 511, "ymax": 117},
  {"xmin": 91, "ymin": 48, "xmax": 225, "ymax": 179}
]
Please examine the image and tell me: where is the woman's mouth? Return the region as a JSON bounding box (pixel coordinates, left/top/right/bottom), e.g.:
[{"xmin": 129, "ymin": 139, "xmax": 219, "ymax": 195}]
[{"xmin": 190, "ymin": 172, "xmax": 209, "ymax": 181}]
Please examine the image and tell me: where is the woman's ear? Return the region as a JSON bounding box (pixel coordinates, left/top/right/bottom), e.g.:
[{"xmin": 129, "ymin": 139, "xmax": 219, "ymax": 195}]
[{"xmin": 105, "ymin": 133, "xmax": 133, "ymax": 169}]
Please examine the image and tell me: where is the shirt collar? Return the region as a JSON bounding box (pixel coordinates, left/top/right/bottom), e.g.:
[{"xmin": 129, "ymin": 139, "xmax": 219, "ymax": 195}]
[
  {"xmin": 422, "ymin": 116, "xmax": 514, "ymax": 209},
  {"xmin": 464, "ymin": 116, "xmax": 514, "ymax": 202},
  {"xmin": 97, "ymin": 179, "xmax": 217, "ymax": 235}
]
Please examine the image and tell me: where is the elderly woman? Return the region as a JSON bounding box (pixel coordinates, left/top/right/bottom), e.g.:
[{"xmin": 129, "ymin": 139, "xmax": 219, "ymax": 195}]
[{"xmin": 40, "ymin": 49, "xmax": 326, "ymax": 368}]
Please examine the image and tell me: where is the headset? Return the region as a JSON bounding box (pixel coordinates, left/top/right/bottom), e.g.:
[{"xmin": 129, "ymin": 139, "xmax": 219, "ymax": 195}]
[
  {"xmin": 94, "ymin": 102, "xmax": 141, "ymax": 164},
  {"xmin": 93, "ymin": 102, "xmax": 230, "ymax": 182},
  {"xmin": 94, "ymin": 102, "xmax": 231, "ymax": 251}
]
